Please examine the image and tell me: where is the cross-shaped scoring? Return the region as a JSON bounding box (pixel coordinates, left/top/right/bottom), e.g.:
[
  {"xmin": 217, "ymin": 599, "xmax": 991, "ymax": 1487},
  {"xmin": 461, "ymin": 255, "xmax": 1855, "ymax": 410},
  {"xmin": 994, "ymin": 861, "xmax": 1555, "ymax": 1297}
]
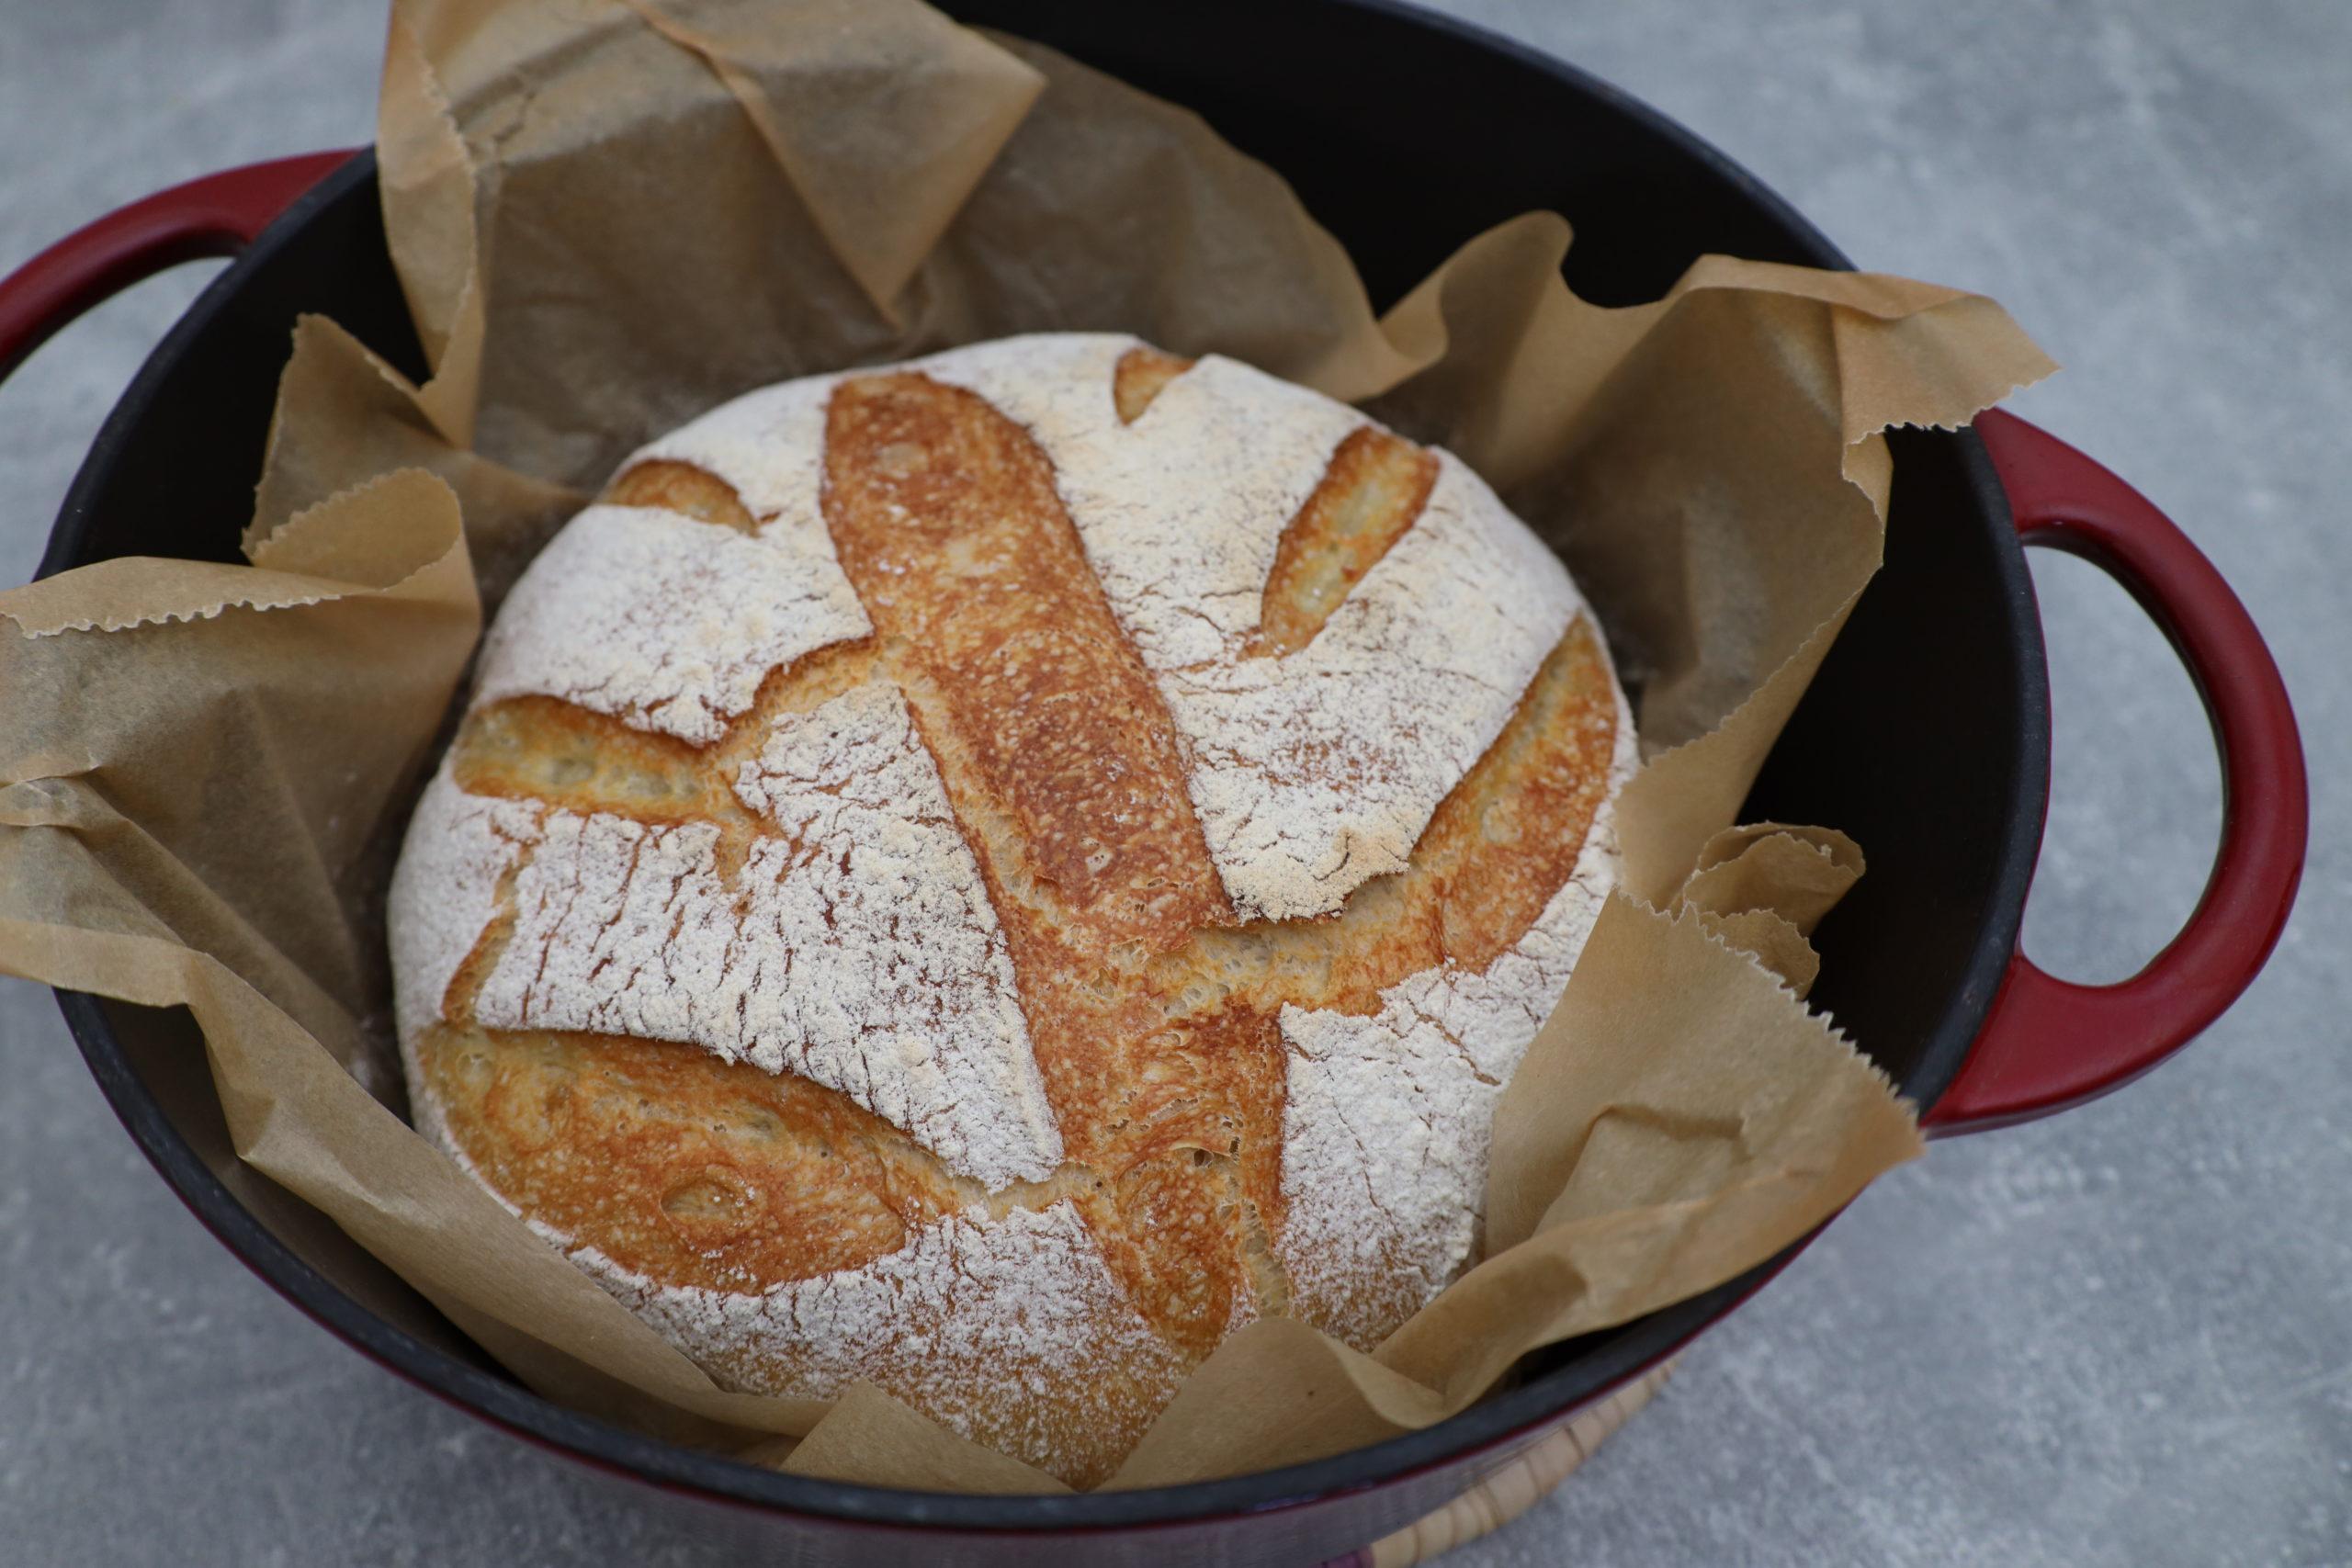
[{"xmin": 387, "ymin": 334, "xmax": 1634, "ymax": 1486}]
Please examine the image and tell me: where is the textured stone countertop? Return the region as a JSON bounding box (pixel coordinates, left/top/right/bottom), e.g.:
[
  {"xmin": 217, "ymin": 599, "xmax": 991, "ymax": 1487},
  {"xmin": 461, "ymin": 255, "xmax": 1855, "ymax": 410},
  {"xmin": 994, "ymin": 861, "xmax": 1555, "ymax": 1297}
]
[{"xmin": 3, "ymin": 1, "xmax": 2345, "ymax": 1562}]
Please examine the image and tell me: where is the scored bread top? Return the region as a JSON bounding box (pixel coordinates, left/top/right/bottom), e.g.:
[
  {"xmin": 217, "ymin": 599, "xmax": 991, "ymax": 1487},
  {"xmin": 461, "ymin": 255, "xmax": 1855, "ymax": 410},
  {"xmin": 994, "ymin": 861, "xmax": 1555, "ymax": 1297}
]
[{"xmin": 389, "ymin": 334, "xmax": 1634, "ymax": 1486}]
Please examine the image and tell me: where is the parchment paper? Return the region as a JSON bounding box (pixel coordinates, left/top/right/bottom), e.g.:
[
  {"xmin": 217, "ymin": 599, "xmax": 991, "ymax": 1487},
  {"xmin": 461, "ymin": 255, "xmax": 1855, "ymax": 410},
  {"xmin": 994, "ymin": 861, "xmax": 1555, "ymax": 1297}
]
[{"xmin": 0, "ymin": 0, "xmax": 2054, "ymax": 1492}]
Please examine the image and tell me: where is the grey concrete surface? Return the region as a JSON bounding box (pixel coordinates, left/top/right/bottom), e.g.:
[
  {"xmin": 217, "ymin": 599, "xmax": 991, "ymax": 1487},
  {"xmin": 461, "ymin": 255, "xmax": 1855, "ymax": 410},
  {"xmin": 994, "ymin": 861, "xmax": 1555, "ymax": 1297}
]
[{"xmin": 2, "ymin": 0, "xmax": 2345, "ymax": 1562}]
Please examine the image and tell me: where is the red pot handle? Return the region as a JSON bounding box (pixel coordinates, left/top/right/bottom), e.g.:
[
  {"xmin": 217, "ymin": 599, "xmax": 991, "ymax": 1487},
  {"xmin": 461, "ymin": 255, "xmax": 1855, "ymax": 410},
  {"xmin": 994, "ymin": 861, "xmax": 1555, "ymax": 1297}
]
[
  {"xmin": 1923, "ymin": 410, "xmax": 2307, "ymax": 1134},
  {"xmin": 0, "ymin": 150, "xmax": 356, "ymax": 384}
]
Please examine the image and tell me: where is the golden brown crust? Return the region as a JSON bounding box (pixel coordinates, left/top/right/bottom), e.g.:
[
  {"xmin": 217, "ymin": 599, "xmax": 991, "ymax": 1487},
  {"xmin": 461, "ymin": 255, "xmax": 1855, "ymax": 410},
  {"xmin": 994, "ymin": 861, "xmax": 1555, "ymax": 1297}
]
[
  {"xmin": 402, "ymin": 345, "xmax": 1625, "ymax": 1483},
  {"xmin": 605, "ymin": 458, "xmax": 757, "ymax": 532},
  {"xmin": 1413, "ymin": 618, "xmax": 1622, "ymax": 969},
  {"xmin": 1159, "ymin": 616, "xmax": 1620, "ymax": 1018},
  {"xmin": 821, "ymin": 371, "xmax": 1232, "ymax": 952},
  {"xmin": 1250, "ymin": 425, "xmax": 1440, "ymax": 659},
  {"xmin": 417, "ymin": 1023, "xmax": 962, "ymax": 1291},
  {"xmin": 1112, "ymin": 345, "xmax": 1194, "ymax": 423},
  {"xmin": 454, "ymin": 694, "xmax": 733, "ymax": 826},
  {"xmin": 820, "ymin": 370, "xmax": 1275, "ymax": 1364}
]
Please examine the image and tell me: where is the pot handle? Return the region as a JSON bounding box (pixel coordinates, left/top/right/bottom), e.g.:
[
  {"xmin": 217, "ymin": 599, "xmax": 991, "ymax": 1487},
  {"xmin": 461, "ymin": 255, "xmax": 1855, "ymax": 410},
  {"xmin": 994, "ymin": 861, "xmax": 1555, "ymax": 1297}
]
[
  {"xmin": 0, "ymin": 150, "xmax": 356, "ymax": 384},
  {"xmin": 1923, "ymin": 410, "xmax": 2306, "ymax": 1134}
]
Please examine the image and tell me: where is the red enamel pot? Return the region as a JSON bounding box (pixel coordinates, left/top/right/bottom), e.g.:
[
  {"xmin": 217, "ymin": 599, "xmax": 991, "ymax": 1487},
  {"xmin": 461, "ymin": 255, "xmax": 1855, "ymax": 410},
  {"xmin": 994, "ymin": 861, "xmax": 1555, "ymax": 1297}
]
[{"xmin": 5, "ymin": 1, "xmax": 2304, "ymax": 1562}]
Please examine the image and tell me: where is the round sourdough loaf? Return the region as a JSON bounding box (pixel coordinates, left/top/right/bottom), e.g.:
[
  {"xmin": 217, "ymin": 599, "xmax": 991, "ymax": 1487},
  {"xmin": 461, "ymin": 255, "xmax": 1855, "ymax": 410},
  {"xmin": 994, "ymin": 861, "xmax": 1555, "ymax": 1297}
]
[{"xmin": 389, "ymin": 333, "xmax": 1636, "ymax": 1486}]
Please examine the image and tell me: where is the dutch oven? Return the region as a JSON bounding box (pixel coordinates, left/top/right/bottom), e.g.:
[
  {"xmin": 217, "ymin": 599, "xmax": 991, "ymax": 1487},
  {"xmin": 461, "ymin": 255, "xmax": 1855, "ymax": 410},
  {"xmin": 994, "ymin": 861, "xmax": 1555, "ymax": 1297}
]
[{"xmin": 0, "ymin": 1, "xmax": 2306, "ymax": 1562}]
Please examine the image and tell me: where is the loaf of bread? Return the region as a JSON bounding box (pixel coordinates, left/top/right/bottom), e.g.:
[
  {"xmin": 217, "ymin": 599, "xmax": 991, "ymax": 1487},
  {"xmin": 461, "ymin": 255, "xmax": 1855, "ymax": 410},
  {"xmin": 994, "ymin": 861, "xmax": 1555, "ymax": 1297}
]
[{"xmin": 389, "ymin": 334, "xmax": 1634, "ymax": 1485}]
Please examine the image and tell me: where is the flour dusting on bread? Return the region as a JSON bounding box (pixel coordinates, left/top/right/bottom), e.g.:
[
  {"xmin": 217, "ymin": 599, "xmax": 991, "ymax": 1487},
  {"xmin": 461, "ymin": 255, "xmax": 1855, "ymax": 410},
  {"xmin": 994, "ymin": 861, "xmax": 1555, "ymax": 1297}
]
[
  {"xmin": 477, "ymin": 504, "xmax": 867, "ymax": 744},
  {"xmin": 388, "ymin": 333, "xmax": 1634, "ymax": 1485},
  {"xmin": 575, "ymin": 1201, "xmax": 1189, "ymax": 1485},
  {"xmin": 462, "ymin": 681, "xmax": 1062, "ymax": 1190},
  {"xmin": 923, "ymin": 338, "xmax": 1585, "ymax": 920}
]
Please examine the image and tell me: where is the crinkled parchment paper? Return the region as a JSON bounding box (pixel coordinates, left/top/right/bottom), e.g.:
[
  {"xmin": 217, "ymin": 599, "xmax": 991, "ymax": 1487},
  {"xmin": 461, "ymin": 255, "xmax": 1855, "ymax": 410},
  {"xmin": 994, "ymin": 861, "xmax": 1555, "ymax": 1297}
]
[{"xmin": 0, "ymin": 0, "xmax": 2053, "ymax": 1491}]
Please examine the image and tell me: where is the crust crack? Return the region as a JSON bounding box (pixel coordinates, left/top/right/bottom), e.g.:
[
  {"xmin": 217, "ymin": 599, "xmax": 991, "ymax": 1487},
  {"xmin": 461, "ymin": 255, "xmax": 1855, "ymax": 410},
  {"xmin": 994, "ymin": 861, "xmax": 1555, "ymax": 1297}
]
[
  {"xmin": 605, "ymin": 457, "xmax": 757, "ymax": 533},
  {"xmin": 1112, "ymin": 345, "xmax": 1194, "ymax": 423},
  {"xmin": 1145, "ymin": 616, "xmax": 1617, "ymax": 1021},
  {"xmin": 1246, "ymin": 426, "xmax": 1440, "ymax": 659}
]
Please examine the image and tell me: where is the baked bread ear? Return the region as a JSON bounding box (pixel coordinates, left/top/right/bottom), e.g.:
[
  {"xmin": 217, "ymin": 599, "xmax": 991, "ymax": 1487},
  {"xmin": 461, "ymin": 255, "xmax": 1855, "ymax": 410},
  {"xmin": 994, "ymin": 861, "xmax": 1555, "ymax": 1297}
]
[{"xmin": 390, "ymin": 334, "xmax": 1634, "ymax": 1485}]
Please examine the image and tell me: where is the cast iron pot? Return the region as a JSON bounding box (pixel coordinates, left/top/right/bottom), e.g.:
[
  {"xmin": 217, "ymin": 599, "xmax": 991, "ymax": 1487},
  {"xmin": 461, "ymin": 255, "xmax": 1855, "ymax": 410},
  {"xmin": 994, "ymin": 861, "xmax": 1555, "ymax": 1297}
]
[{"xmin": 1, "ymin": 1, "xmax": 2307, "ymax": 1562}]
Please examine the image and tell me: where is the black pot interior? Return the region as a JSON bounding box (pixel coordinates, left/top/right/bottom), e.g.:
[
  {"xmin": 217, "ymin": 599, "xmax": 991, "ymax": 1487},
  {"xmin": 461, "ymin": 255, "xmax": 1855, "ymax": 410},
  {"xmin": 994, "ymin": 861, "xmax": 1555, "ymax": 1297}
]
[{"xmin": 40, "ymin": 0, "xmax": 2045, "ymax": 1537}]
